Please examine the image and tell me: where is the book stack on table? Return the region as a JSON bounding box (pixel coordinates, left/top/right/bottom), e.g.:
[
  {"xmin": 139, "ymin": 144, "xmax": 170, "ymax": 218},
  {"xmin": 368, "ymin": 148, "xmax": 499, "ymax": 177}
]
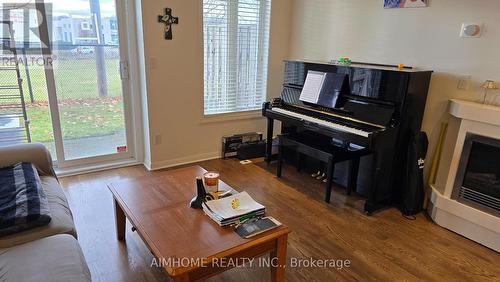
[{"xmin": 202, "ymin": 191, "xmax": 265, "ymax": 226}]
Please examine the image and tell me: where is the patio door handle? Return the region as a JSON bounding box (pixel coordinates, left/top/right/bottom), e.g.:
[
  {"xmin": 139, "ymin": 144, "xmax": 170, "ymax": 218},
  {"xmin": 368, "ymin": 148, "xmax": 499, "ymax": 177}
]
[{"xmin": 120, "ymin": 60, "xmax": 129, "ymax": 80}]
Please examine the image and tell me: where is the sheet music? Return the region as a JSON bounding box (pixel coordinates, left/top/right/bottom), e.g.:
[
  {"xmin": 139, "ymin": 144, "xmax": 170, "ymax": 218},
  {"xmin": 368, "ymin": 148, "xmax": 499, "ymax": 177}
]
[{"xmin": 300, "ymin": 71, "xmax": 326, "ymax": 104}]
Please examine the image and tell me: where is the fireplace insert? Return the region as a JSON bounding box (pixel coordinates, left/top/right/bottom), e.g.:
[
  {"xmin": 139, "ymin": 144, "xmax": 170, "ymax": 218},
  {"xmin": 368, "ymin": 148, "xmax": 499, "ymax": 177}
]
[{"xmin": 452, "ymin": 133, "xmax": 500, "ymax": 216}]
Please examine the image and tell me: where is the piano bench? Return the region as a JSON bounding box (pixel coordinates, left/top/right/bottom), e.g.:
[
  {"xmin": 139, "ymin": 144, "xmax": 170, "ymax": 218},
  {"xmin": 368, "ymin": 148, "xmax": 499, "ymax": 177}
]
[{"xmin": 277, "ymin": 133, "xmax": 368, "ymax": 203}]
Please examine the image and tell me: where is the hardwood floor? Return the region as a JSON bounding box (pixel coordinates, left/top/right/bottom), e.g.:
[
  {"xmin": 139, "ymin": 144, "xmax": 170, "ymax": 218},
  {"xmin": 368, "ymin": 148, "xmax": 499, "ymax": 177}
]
[{"xmin": 59, "ymin": 158, "xmax": 500, "ymax": 282}]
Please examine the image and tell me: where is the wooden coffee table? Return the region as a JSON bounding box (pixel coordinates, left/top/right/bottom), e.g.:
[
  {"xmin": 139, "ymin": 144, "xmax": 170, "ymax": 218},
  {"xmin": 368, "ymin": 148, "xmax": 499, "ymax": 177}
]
[{"xmin": 108, "ymin": 165, "xmax": 290, "ymax": 281}]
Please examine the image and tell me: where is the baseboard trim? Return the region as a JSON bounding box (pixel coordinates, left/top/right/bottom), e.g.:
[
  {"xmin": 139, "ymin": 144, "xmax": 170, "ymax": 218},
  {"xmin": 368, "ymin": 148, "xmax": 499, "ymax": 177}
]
[
  {"xmin": 147, "ymin": 151, "xmax": 220, "ymax": 171},
  {"xmin": 143, "ymin": 157, "xmax": 152, "ymax": 171},
  {"xmin": 57, "ymin": 159, "xmax": 142, "ymax": 177}
]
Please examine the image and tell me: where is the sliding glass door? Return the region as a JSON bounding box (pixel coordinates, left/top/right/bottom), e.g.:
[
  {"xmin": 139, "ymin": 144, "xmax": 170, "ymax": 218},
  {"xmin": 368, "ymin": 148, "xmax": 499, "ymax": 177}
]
[
  {"xmin": 1, "ymin": 0, "xmax": 134, "ymax": 168},
  {"xmin": 51, "ymin": 0, "xmax": 130, "ymax": 162}
]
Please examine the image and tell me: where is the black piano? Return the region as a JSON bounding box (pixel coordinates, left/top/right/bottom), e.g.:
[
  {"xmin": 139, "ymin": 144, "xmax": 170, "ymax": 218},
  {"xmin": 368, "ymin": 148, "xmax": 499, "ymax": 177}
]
[{"xmin": 263, "ymin": 60, "xmax": 433, "ymax": 214}]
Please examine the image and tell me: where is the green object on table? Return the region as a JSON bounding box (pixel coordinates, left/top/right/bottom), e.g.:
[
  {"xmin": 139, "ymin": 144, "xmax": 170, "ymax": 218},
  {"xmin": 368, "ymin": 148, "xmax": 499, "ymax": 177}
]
[{"xmin": 233, "ymin": 212, "xmax": 262, "ymax": 228}]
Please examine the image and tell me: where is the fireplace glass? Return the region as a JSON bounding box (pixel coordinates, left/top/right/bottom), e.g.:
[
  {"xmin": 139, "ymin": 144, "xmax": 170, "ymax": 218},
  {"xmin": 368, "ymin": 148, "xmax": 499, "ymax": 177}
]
[{"xmin": 452, "ymin": 134, "xmax": 500, "ymax": 216}]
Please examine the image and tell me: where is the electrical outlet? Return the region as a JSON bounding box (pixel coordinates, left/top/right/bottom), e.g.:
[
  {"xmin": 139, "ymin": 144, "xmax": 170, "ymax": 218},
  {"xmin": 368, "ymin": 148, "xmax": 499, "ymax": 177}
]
[{"xmin": 457, "ymin": 75, "xmax": 471, "ymax": 90}]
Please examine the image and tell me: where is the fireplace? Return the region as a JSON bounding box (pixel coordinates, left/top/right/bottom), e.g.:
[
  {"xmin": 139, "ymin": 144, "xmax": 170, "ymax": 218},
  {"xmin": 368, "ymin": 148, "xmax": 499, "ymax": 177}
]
[
  {"xmin": 429, "ymin": 99, "xmax": 500, "ymax": 252},
  {"xmin": 452, "ymin": 133, "xmax": 500, "ymax": 216}
]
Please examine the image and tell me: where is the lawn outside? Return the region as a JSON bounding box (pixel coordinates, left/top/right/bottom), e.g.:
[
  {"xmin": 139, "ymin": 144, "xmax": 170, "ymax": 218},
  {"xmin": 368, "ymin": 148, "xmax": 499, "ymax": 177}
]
[
  {"xmin": 0, "ymin": 53, "xmax": 126, "ymax": 144},
  {"xmin": 12, "ymin": 55, "xmax": 123, "ymax": 103},
  {"xmin": 27, "ymin": 97, "xmax": 125, "ymax": 143}
]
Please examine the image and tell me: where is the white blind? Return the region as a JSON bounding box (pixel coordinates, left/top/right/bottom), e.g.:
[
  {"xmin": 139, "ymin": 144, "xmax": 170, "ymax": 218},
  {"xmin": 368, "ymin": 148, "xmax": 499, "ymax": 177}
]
[{"xmin": 203, "ymin": 0, "xmax": 271, "ymax": 115}]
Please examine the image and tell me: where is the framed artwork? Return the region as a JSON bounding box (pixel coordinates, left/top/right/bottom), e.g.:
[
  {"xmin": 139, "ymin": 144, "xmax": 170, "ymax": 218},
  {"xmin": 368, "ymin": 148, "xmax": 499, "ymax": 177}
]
[{"xmin": 384, "ymin": 0, "xmax": 428, "ymax": 8}]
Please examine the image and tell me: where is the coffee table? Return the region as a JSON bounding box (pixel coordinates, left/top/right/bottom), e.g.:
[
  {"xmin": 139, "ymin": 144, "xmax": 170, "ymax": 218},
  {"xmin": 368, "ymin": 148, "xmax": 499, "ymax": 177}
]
[{"xmin": 108, "ymin": 165, "xmax": 290, "ymax": 281}]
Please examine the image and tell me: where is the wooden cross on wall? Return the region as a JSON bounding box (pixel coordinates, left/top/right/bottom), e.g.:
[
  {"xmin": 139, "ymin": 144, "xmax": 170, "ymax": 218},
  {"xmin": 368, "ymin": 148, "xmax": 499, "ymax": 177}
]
[{"xmin": 158, "ymin": 8, "xmax": 179, "ymax": 40}]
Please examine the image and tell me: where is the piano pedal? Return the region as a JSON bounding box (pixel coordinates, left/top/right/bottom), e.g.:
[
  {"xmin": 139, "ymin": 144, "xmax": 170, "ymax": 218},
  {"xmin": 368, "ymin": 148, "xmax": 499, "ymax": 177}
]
[
  {"xmin": 322, "ymin": 176, "xmax": 337, "ymax": 183},
  {"xmin": 311, "ymin": 171, "xmax": 322, "ymax": 178},
  {"xmin": 316, "ymin": 173, "xmax": 326, "ymax": 180}
]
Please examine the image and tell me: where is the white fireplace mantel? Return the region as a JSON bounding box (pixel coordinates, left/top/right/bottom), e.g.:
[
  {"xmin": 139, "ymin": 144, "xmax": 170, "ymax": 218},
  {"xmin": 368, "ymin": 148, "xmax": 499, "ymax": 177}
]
[
  {"xmin": 428, "ymin": 99, "xmax": 500, "ymax": 252},
  {"xmin": 449, "ymin": 99, "xmax": 500, "ymax": 126}
]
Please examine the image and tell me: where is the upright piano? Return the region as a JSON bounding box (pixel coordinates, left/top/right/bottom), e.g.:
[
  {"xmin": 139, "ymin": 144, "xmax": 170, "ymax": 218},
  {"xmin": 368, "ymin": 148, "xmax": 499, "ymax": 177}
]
[{"xmin": 263, "ymin": 60, "xmax": 433, "ymax": 214}]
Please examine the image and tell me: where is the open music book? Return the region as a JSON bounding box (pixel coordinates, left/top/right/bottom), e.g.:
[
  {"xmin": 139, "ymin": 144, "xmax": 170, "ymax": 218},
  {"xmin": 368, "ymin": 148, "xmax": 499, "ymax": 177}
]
[
  {"xmin": 300, "ymin": 71, "xmax": 326, "ymax": 104},
  {"xmin": 299, "ymin": 70, "xmax": 349, "ymax": 109}
]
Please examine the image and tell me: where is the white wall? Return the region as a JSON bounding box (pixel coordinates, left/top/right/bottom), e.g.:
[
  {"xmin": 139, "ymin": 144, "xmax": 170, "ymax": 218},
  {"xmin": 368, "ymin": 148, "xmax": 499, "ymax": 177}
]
[
  {"xmin": 137, "ymin": 0, "xmax": 291, "ymax": 169},
  {"xmin": 136, "ymin": 0, "xmax": 500, "ymax": 173},
  {"xmin": 288, "ymin": 0, "xmax": 500, "ymax": 179}
]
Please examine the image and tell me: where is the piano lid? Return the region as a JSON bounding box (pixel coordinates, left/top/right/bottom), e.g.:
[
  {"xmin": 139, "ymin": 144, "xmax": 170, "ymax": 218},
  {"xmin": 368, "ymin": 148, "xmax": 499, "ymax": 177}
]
[
  {"xmin": 283, "ymin": 60, "xmax": 421, "ymax": 105},
  {"xmin": 284, "ymin": 59, "xmax": 433, "ymax": 73}
]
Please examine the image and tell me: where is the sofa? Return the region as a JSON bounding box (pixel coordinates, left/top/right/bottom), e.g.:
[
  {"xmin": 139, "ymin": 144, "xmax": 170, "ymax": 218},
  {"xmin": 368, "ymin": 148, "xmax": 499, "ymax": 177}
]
[{"xmin": 0, "ymin": 143, "xmax": 91, "ymax": 282}]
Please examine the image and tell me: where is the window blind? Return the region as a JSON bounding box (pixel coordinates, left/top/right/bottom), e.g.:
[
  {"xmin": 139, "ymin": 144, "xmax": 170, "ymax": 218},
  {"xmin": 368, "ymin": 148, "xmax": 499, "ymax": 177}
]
[{"xmin": 203, "ymin": 0, "xmax": 271, "ymax": 115}]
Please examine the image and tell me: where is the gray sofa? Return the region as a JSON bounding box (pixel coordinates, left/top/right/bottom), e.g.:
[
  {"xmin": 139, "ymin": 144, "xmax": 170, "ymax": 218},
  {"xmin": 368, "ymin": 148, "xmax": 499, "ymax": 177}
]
[{"xmin": 0, "ymin": 143, "xmax": 91, "ymax": 282}]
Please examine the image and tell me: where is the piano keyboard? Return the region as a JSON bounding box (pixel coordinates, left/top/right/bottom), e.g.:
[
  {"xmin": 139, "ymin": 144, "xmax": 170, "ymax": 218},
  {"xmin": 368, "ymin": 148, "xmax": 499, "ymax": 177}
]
[{"xmin": 272, "ymin": 107, "xmax": 371, "ymax": 138}]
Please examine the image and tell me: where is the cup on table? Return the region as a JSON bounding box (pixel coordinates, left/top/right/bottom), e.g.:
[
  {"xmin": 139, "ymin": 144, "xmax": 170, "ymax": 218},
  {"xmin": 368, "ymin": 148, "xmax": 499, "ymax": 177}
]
[{"xmin": 203, "ymin": 171, "xmax": 219, "ymax": 193}]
